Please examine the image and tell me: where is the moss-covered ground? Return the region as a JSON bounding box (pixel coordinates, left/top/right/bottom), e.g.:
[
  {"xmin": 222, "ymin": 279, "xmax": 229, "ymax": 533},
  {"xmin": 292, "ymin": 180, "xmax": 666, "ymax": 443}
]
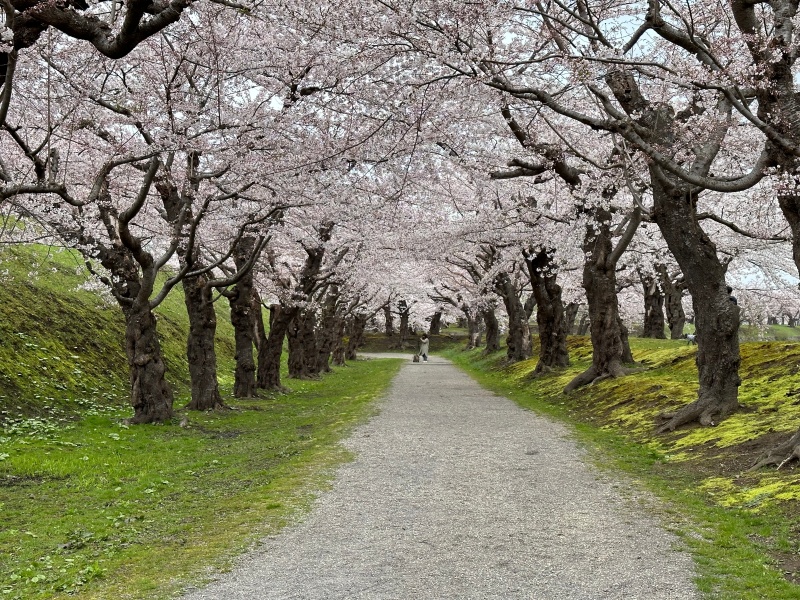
[
  {"xmin": 0, "ymin": 245, "xmax": 403, "ymax": 599},
  {"xmin": 441, "ymin": 336, "xmax": 800, "ymax": 599}
]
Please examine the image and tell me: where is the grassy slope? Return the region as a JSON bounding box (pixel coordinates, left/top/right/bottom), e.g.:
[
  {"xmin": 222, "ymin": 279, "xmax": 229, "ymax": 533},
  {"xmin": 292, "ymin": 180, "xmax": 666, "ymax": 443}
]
[
  {"xmin": 441, "ymin": 336, "xmax": 800, "ymax": 599},
  {"xmin": 0, "ymin": 245, "xmax": 403, "ymax": 600}
]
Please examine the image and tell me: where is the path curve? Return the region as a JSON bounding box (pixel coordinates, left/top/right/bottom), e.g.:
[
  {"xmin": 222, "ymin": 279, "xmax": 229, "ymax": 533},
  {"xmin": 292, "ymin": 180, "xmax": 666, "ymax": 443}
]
[{"xmin": 182, "ymin": 354, "xmax": 698, "ymax": 599}]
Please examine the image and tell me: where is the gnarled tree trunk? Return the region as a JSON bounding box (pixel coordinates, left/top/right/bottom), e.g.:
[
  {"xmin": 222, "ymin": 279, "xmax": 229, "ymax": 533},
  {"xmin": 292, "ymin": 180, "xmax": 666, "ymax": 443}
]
[
  {"xmin": 482, "ymin": 304, "xmax": 500, "ymax": 353},
  {"xmin": 96, "ymin": 235, "xmax": 173, "ymax": 424},
  {"xmin": 640, "ymin": 271, "xmax": 666, "ymax": 339},
  {"xmin": 429, "ymin": 310, "xmax": 443, "ymax": 335},
  {"xmin": 229, "ymin": 238, "xmax": 258, "ymax": 398},
  {"xmin": 525, "ymin": 247, "xmax": 570, "ymax": 374},
  {"xmin": 565, "ymin": 302, "xmax": 580, "ymax": 335},
  {"xmin": 257, "ymin": 303, "xmax": 295, "ymax": 391},
  {"xmin": 656, "ymin": 264, "xmax": 687, "ymax": 339},
  {"xmin": 124, "ymin": 298, "xmax": 174, "ymax": 424},
  {"xmin": 652, "ymin": 182, "xmax": 741, "ymax": 431},
  {"xmin": 287, "ymin": 309, "xmax": 318, "ymax": 379},
  {"xmin": 345, "ymin": 314, "xmax": 368, "ymax": 360},
  {"xmin": 383, "ymin": 303, "xmax": 395, "ymax": 336},
  {"xmin": 494, "ymin": 271, "xmax": 532, "ymax": 362},
  {"xmin": 565, "ymin": 206, "xmax": 636, "ymax": 393},
  {"xmin": 182, "ymin": 272, "xmax": 225, "ymax": 411}
]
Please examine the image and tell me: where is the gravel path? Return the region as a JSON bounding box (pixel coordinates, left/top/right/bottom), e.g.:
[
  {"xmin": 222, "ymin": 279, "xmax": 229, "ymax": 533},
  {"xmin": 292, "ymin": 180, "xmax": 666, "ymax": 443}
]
[{"xmin": 182, "ymin": 354, "xmax": 698, "ymax": 600}]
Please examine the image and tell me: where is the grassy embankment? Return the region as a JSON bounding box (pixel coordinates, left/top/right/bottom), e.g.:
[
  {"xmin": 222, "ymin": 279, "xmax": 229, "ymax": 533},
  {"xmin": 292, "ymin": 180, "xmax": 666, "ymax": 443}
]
[
  {"xmin": 0, "ymin": 244, "xmax": 402, "ymax": 600},
  {"xmin": 437, "ymin": 335, "xmax": 800, "ymax": 599}
]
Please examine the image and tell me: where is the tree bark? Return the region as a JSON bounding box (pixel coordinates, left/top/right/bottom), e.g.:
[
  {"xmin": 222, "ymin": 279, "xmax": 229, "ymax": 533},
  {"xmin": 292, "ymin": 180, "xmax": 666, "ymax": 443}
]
[
  {"xmin": 525, "ymin": 247, "xmax": 570, "ymax": 374},
  {"xmin": 257, "ymin": 303, "xmax": 295, "ymax": 390},
  {"xmin": 428, "ymin": 310, "xmax": 443, "ymax": 335},
  {"xmin": 482, "ymin": 304, "xmax": 500, "ymax": 353},
  {"xmin": 257, "ymin": 222, "xmax": 333, "ymax": 390},
  {"xmin": 345, "ymin": 314, "xmax": 368, "ymax": 360},
  {"xmin": 652, "ymin": 182, "xmax": 741, "ymax": 431},
  {"xmin": 383, "ymin": 303, "xmax": 395, "ymax": 336},
  {"xmin": 577, "ymin": 313, "xmax": 590, "ymax": 335},
  {"xmin": 494, "ymin": 271, "xmax": 532, "ymax": 362},
  {"xmin": 95, "ymin": 232, "xmax": 173, "ymax": 424},
  {"xmin": 314, "ymin": 288, "xmax": 342, "ymax": 374},
  {"xmin": 603, "ymin": 69, "xmax": 741, "ymax": 428},
  {"xmin": 640, "ymin": 271, "xmax": 666, "ymax": 339},
  {"xmin": 565, "ymin": 302, "xmax": 580, "ymax": 335},
  {"xmin": 287, "ymin": 309, "xmax": 318, "ymax": 379},
  {"xmin": 124, "ymin": 298, "xmax": 174, "ymax": 423},
  {"xmin": 228, "ymin": 238, "xmax": 258, "ymax": 398},
  {"xmin": 523, "ymin": 294, "xmax": 537, "ymax": 320},
  {"xmin": 656, "ymin": 264, "xmax": 687, "ymax": 339},
  {"xmin": 565, "ymin": 206, "xmax": 635, "ymax": 393},
  {"xmin": 182, "ymin": 271, "xmax": 225, "ymax": 411},
  {"xmin": 398, "ymin": 299, "xmax": 411, "ymax": 344}
]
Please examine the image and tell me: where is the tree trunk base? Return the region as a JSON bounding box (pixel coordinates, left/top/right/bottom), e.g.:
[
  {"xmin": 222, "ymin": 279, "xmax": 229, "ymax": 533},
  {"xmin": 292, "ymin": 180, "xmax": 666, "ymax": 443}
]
[
  {"xmin": 563, "ymin": 361, "xmax": 630, "ymax": 394},
  {"xmin": 656, "ymin": 395, "xmax": 740, "ymax": 433},
  {"xmin": 750, "ymin": 430, "xmax": 800, "ymax": 470},
  {"xmin": 184, "ymin": 399, "xmax": 229, "ymax": 412}
]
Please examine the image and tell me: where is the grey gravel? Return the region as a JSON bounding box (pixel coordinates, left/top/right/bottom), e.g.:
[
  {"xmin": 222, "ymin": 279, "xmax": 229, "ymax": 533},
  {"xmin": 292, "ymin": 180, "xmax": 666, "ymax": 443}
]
[{"xmin": 181, "ymin": 354, "xmax": 698, "ymax": 599}]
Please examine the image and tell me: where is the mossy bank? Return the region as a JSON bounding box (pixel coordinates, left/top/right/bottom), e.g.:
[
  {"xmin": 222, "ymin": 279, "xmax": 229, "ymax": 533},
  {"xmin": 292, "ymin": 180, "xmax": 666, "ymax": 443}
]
[{"xmin": 0, "ymin": 245, "xmax": 403, "ymax": 599}]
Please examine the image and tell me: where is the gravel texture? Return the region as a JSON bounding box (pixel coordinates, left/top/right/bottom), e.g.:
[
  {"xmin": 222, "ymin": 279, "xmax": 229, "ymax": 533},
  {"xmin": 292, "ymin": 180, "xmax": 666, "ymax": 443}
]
[{"xmin": 182, "ymin": 354, "xmax": 698, "ymax": 599}]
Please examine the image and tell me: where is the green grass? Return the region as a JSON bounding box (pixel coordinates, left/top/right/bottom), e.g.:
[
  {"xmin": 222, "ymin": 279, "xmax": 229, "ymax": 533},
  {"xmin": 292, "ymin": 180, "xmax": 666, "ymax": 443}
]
[
  {"xmin": 0, "ymin": 358, "xmax": 402, "ymax": 600},
  {"xmin": 444, "ymin": 339, "xmax": 800, "ymax": 599},
  {"xmin": 0, "ymin": 243, "xmax": 403, "ymax": 599}
]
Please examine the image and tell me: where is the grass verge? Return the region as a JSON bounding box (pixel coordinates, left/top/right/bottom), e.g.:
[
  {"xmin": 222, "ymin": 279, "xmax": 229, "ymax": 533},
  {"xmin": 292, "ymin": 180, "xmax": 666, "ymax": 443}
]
[
  {"xmin": 0, "ymin": 357, "xmax": 402, "ymax": 600},
  {"xmin": 443, "ymin": 340, "xmax": 800, "ymax": 600}
]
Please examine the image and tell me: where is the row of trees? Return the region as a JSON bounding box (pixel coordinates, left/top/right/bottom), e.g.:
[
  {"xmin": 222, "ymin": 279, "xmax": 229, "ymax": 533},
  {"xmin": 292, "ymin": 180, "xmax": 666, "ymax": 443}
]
[{"xmin": 3, "ymin": 0, "xmax": 800, "ymax": 465}]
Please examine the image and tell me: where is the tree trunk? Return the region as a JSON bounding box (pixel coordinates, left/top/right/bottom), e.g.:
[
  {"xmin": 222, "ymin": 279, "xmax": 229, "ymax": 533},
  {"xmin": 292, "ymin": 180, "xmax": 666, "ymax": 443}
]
[
  {"xmin": 482, "ymin": 305, "xmax": 500, "ymax": 353},
  {"xmin": 331, "ymin": 314, "xmax": 348, "ymax": 366},
  {"xmin": 228, "ymin": 237, "xmax": 259, "ymax": 398},
  {"xmin": 494, "ymin": 271, "xmax": 532, "ymax": 362},
  {"xmin": 640, "ymin": 271, "xmax": 666, "ymax": 339},
  {"xmin": 525, "ymin": 248, "xmax": 570, "ymax": 374},
  {"xmin": 652, "ymin": 182, "xmax": 741, "ymax": 431},
  {"xmin": 577, "ymin": 313, "xmax": 590, "ymax": 335},
  {"xmin": 257, "ymin": 303, "xmax": 296, "ymax": 391},
  {"xmin": 398, "ymin": 299, "xmax": 411, "ymax": 344},
  {"xmin": 656, "ymin": 264, "xmax": 687, "ymax": 340},
  {"xmin": 258, "ymin": 222, "xmax": 333, "ymax": 389},
  {"xmin": 383, "ymin": 303, "xmax": 395, "ymax": 336},
  {"xmin": 125, "ymin": 299, "xmax": 174, "ymax": 423},
  {"xmin": 463, "ymin": 306, "xmax": 482, "ymax": 350},
  {"xmin": 428, "ymin": 310, "xmax": 443, "ymax": 335},
  {"xmin": 314, "ymin": 290, "xmax": 342, "ymax": 373},
  {"xmin": 523, "ymin": 294, "xmax": 536, "ymax": 320},
  {"xmin": 288, "ymin": 309, "xmax": 318, "ymax": 379},
  {"xmin": 229, "ymin": 285, "xmax": 258, "ymax": 398},
  {"xmin": 345, "ymin": 314, "xmax": 368, "ymax": 360},
  {"xmin": 253, "ymin": 290, "xmax": 267, "ymax": 352},
  {"xmin": 96, "ymin": 242, "xmax": 173, "ymax": 424},
  {"xmin": 565, "ymin": 207, "xmax": 634, "ymax": 393},
  {"xmin": 565, "ymin": 302, "xmax": 579, "ymax": 335},
  {"xmin": 182, "ymin": 273, "xmax": 225, "ymax": 411}
]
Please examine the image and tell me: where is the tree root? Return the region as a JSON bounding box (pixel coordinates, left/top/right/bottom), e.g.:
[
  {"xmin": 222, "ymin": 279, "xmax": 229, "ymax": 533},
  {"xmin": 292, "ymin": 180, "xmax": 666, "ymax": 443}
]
[
  {"xmin": 749, "ymin": 432, "xmax": 800, "ymax": 471},
  {"xmin": 563, "ymin": 362, "xmax": 634, "ymax": 394},
  {"xmin": 656, "ymin": 396, "xmax": 740, "ymax": 433}
]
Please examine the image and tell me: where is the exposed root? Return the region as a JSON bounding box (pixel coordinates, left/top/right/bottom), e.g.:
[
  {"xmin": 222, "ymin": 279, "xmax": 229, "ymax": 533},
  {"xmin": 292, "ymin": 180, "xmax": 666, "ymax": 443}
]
[
  {"xmin": 563, "ymin": 365, "xmax": 598, "ymax": 393},
  {"xmin": 564, "ymin": 361, "xmax": 634, "ymax": 394},
  {"xmin": 749, "ymin": 434, "xmax": 800, "ymax": 471},
  {"xmin": 656, "ymin": 397, "xmax": 740, "ymax": 433}
]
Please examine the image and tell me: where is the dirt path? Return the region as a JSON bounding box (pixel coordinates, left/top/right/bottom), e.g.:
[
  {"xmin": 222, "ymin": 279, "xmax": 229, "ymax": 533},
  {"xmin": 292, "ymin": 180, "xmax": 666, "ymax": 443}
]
[{"xmin": 182, "ymin": 354, "xmax": 698, "ymax": 599}]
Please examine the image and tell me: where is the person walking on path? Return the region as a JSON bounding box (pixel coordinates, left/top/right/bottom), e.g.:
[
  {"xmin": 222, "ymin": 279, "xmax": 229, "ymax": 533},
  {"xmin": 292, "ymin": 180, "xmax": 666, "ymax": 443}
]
[{"xmin": 418, "ymin": 333, "xmax": 430, "ymax": 363}]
